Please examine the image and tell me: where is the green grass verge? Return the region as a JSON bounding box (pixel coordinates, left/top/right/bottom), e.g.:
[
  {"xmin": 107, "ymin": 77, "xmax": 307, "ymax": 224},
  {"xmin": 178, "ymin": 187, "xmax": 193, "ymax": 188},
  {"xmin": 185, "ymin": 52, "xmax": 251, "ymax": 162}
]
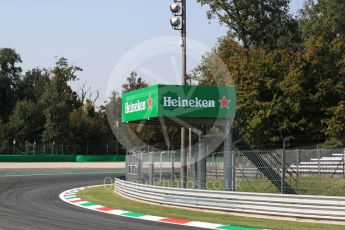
[{"xmin": 77, "ymin": 186, "xmax": 345, "ymax": 230}]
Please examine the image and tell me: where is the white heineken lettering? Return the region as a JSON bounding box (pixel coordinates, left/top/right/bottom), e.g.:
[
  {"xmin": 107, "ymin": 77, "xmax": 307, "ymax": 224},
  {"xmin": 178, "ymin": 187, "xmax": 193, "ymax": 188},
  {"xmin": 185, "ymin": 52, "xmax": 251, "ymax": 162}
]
[
  {"xmin": 189, "ymin": 99, "xmax": 195, "ymax": 107},
  {"xmin": 181, "ymin": 98, "xmax": 189, "ymax": 107},
  {"xmin": 162, "ymin": 96, "xmax": 216, "ymax": 108},
  {"xmin": 171, "ymin": 99, "xmax": 178, "ymax": 107},
  {"xmin": 208, "ymin": 100, "xmax": 215, "ymax": 107},
  {"xmin": 163, "ymin": 96, "xmax": 171, "ymax": 107},
  {"xmin": 195, "ymin": 97, "xmax": 202, "ymax": 107},
  {"xmin": 125, "ymin": 100, "xmax": 146, "ymax": 114}
]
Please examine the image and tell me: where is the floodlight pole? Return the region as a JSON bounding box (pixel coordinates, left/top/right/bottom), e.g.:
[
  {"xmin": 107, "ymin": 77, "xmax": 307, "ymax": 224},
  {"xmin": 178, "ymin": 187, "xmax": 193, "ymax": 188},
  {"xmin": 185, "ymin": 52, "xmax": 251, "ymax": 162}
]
[
  {"xmin": 170, "ymin": 0, "xmax": 188, "ymax": 188},
  {"xmin": 180, "ymin": 0, "xmax": 188, "ymax": 189}
]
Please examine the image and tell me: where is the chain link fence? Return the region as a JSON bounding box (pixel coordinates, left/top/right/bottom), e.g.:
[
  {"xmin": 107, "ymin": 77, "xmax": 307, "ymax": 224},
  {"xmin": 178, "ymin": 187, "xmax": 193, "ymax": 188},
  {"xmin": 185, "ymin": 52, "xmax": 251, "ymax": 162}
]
[{"xmin": 126, "ymin": 148, "xmax": 345, "ymax": 196}]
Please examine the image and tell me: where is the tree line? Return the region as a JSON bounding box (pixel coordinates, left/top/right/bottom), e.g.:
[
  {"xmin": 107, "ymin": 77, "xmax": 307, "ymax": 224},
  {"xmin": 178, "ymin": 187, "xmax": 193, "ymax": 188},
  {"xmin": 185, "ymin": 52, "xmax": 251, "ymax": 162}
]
[
  {"xmin": 0, "ymin": 49, "xmax": 120, "ymax": 154},
  {"xmin": 2, "ymin": 0, "xmax": 344, "ymax": 152},
  {"xmin": 194, "ymin": 0, "xmax": 345, "ymax": 148}
]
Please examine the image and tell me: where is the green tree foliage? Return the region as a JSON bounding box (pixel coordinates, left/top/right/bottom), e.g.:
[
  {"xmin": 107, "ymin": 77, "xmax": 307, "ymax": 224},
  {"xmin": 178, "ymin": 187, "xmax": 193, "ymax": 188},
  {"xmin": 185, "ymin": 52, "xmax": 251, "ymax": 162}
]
[
  {"xmin": 194, "ymin": 0, "xmax": 345, "ymax": 147},
  {"xmin": 299, "ymin": 0, "xmax": 345, "ymax": 143},
  {"xmin": 197, "ymin": 0, "xmax": 300, "ymax": 50},
  {"xmin": 18, "ymin": 68, "xmax": 50, "ymax": 102},
  {"xmin": 0, "ymin": 117, "xmax": 8, "ymax": 151},
  {"xmin": 7, "ymin": 100, "xmax": 45, "ymax": 143},
  {"xmin": 0, "ymin": 48, "xmax": 22, "ymax": 121},
  {"xmin": 0, "ymin": 49, "xmax": 119, "ymax": 153},
  {"xmin": 194, "ymin": 37, "xmax": 311, "ymax": 146},
  {"xmin": 121, "ymin": 71, "xmax": 148, "ymax": 92},
  {"xmin": 40, "ymin": 58, "xmax": 81, "ymax": 143},
  {"xmin": 69, "ymin": 101, "xmax": 113, "ymax": 145}
]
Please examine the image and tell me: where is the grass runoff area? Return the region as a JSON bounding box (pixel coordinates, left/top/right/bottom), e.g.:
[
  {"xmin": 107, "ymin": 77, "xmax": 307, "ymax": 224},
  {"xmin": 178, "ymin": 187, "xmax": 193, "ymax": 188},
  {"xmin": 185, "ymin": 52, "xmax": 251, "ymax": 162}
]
[{"xmin": 77, "ymin": 186, "xmax": 345, "ymax": 230}]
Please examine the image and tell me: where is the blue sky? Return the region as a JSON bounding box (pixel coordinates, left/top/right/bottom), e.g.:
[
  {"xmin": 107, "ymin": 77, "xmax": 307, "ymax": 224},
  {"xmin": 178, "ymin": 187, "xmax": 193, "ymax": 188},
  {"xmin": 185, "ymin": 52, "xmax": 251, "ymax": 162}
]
[{"xmin": 0, "ymin": 0, "xmax": 304, "ymax": 104}]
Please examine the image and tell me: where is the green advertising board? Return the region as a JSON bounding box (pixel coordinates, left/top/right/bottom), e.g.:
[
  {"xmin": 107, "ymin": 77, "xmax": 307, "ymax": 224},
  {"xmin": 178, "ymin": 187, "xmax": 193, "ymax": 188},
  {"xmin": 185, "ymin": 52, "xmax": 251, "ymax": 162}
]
[{"xmin": 121, "ymin": 84, "xmax": 236, "ymax": 123}]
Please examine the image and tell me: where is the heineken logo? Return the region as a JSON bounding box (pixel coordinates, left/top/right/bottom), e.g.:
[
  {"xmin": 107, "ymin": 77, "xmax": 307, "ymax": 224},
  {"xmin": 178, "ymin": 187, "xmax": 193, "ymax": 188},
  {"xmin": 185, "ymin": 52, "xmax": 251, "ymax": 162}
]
[
  {"xmin": 219, "ymin": 96, "xmax": 230, "ymax": 109},
  {"xmin": 125, "ymin": 95, "xmax": 231, "ymax": 114},
  {"xmin": 147, "ymin": 96, "xmax": 153, "ymax": 110},
  {"xmin": 163, "ymin": 96, "xmax": 215, "ymax": 108},
  {"xmin": 121, "ymin": 85, "xmax": 236, "ymax": 122},
  {"xmin": 125, "ymin": 100, "xmax": 146, "ymax": 114},
  {"xmin": 124, "ymin": 97, "xmax": 154, "ymax": 114},
  {"xmin": 163, "ymin": 96, "xmax": 230, "ymax": 109}
]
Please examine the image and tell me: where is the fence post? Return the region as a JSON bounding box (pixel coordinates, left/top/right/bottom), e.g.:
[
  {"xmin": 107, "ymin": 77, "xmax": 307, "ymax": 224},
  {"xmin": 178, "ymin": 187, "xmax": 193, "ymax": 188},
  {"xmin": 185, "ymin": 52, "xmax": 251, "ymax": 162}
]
[
  {"xmin": 213, "ymin": 153, "xmax": 218, "ymax": 179},
  {"xmin": 160, "ymin": 152, "xmax": 163, "ymax": 182},
  {"xmin": 281, "ymin": 149, "xmax": 286, "ymax": 194},
  {"xmin": 343, "ymin": 148, "xmax": 345, "ymax": 178},
  {"xmin": 317, "ymin": 148, "xmax": 321, "ymax": 175},
  {"xmin": 296, "ymin": 149, "xmax": 299, "ymax": 175},
  {"xmin": 194, "ymin": 145, "xmax": 198, "ymax": 186},
  {"xmin": 232, "ymin": 149, "xmax": 236, "ymax": 191},
  {"xmin": 107, "ymin": 144, "xmax": 109, "ymax": 155}
]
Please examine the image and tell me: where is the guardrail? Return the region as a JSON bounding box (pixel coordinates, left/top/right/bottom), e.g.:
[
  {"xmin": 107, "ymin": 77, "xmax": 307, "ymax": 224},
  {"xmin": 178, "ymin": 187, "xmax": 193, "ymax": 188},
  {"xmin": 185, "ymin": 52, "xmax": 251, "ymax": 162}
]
[{"xmin": 115, "ymin": 178, "xmax": 345, "ymax": 221}]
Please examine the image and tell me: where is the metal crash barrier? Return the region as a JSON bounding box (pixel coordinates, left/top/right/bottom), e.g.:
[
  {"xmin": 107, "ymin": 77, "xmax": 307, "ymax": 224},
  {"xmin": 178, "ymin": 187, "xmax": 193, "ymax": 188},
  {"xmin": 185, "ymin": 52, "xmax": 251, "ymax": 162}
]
[{"xmin": 115, "ymin": 178, "xmax": 345, "ymax": 221}]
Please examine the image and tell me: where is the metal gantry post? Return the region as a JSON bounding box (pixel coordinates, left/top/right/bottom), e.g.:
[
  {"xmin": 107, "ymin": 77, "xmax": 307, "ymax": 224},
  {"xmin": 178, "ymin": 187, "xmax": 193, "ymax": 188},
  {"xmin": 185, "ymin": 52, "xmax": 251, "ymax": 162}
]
[
  {"xmin": 194, "ymin": 141, "xmax": 198, "ymax": 188},
  {"xmin": 171, "ymin": 149, "xmax": 175, "ymax": 185},
  {"xmin": 149, "ymin": 151, "xmax": 154, "ymax": 185},
  {"xmin": 160, "ymin": 151, "xmax": 163, "ymax": 182},
  {"xmin": 224, "ymin": 120, "xmax": 234, "ymax": 191},
  {"xmin": 197, "ymin": 126, "xmax": 207, "ymax": 189},
  {"xmin": 140, "ymin": 152, "xmax": 143, "ymax": 183},
  {"xmin": 125, "ymin": 154, "xmax": 129, "ymax": 181}
]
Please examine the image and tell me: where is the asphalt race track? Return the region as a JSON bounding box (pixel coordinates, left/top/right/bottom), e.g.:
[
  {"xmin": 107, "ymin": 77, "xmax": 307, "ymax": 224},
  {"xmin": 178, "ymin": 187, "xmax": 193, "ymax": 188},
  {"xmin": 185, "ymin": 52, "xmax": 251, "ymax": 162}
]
[{"xmin": 0, "ymin": 172, "xmax": 198, "ymax": 230}]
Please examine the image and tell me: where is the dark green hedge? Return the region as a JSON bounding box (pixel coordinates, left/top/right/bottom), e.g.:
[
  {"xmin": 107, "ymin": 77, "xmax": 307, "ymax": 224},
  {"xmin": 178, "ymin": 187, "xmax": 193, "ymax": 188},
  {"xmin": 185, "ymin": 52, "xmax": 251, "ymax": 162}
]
[{"xmin": 0, "ymin": 154, "xmax": 125, "ymax": 162}]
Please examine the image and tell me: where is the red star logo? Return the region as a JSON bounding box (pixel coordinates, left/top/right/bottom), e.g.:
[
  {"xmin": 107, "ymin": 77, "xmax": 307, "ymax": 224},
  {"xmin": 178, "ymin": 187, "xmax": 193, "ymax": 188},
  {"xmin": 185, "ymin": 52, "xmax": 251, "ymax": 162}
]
[
  {"xmin": 219, "ymin": 96, "xmax": 230, "ymax": 109},
  {"xmin": 147, "ymin": 97, "xmax": 153, "ymax": 110}
]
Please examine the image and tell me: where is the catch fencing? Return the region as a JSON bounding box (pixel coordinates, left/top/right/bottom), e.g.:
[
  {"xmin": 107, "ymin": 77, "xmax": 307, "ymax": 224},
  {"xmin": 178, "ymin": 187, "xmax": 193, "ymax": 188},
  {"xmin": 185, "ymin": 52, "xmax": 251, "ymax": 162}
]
[{"xmin": 126, "ymin": 148, "xmax": 345, "ymax": 196}]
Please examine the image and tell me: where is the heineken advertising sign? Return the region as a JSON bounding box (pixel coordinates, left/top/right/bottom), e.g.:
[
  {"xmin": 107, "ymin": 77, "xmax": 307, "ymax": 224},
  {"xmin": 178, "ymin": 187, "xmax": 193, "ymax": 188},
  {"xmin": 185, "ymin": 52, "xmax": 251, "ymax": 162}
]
[{"xmin": 121, "ymin": 85, "xmax": 236, "ymax": 122}]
